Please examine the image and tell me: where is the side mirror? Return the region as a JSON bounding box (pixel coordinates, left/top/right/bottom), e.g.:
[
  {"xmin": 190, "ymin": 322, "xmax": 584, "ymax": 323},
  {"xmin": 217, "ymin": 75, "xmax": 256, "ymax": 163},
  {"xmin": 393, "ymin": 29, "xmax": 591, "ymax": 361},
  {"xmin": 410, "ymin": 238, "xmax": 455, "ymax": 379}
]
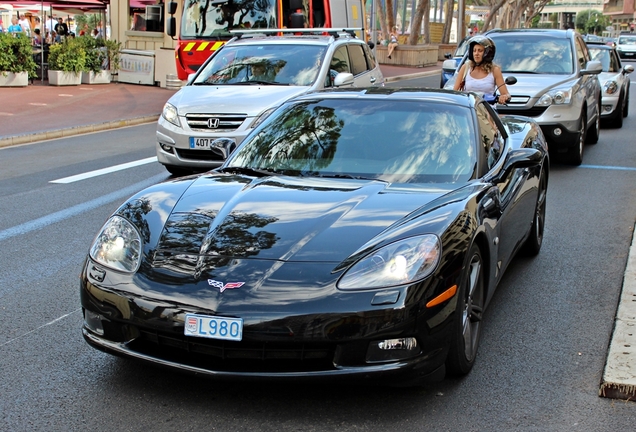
[
  {"xmin": 442, "ymin": 59, "xmax": 457, "ymax": 70},
  {"xmin": 624, "ymin": 64, "xmax": 634, "ymax": 74},
  {"xmin": 582, "ymin": 60, "xmax": 602, "ymax": 75},
  {"xmin": 210, "ymin": 138, "xmax": 237, "ymax": 159},
  {"xmin": 168, "ymin": 1, "xmax": 178, "ymax": 15},
  {"xmin": 166, "ymin": 17, "xmax": 176, "ymax": 38},
  {"xmin": 504, "ymin": 76, "xmax": 517, "ymax": 85},
  {"xmin": 290, "ymin": 12, "xmax": 304, "ymax": 28},
  {"xmin": 186, "ymin": 73, "xmax": 196, "ymax": 84},
  {"xmin": 334, "ymin": 72, "xmax": 354, "ymax": 87}
]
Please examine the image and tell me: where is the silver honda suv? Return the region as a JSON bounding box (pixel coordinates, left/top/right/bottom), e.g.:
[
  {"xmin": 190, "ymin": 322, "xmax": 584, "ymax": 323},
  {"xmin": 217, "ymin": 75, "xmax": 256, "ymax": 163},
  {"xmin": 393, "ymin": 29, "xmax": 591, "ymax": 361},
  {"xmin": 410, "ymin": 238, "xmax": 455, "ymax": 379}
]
[
  {"xmin": 445, "ymin": 29, "xmax": 602, "ymax": 165},
  {"xmin": 156, "ymin": 29, "xmax": 384, "ymax": 176}
]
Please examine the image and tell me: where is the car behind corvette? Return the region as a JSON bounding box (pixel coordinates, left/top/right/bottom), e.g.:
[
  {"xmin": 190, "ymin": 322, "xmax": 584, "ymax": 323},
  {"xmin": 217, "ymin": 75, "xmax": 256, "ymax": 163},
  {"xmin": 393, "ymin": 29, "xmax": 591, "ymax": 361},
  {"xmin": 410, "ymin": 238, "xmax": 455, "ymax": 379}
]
[{"xmin": 82, "ymin": 88, "xmax": 549, "ymax": 385}]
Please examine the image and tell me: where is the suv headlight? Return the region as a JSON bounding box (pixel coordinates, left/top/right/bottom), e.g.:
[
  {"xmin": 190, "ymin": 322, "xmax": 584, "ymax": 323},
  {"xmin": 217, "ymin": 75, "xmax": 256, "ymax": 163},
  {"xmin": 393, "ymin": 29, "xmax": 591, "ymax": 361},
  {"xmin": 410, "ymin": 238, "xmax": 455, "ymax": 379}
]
[
  {"xmin": 89, "ymin": 215, "xmax": 142, "ymax": 273},
  {"xmin": 338, "ymin": 235, "xmax": 441, "ymax": 290},
  {"xmin": 536, "ymin": 88, "xmax": 573, "ymax": 106},
  {"xmin": 162, "ymin": 102, "xmax": 181, "ymax": 127}
]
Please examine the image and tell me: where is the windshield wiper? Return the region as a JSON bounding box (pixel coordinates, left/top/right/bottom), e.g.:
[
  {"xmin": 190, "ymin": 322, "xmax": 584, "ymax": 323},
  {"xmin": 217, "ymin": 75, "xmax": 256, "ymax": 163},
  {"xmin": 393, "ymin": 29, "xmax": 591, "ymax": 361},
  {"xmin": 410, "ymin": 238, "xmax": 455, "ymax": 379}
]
[{"xmin": 231, "ymin": 80, "xmax": 288, "ymax": 86}]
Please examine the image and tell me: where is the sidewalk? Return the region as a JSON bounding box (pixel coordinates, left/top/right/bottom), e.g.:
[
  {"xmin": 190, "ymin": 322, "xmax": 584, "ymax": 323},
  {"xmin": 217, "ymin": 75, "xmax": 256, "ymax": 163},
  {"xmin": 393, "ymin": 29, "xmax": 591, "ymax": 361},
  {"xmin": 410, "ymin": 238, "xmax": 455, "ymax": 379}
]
[{"xmin": 0, "ymin": 62, "xmax": 442, "ymax": 148}]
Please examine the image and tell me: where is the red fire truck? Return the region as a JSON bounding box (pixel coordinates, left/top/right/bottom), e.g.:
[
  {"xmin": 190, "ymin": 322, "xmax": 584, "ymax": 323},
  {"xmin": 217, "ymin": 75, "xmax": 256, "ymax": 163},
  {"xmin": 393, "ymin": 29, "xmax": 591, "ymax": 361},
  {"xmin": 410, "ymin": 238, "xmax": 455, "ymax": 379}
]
[{"xmin": 165, "ymin": 0, "xmax": 366, "ymax": 80}]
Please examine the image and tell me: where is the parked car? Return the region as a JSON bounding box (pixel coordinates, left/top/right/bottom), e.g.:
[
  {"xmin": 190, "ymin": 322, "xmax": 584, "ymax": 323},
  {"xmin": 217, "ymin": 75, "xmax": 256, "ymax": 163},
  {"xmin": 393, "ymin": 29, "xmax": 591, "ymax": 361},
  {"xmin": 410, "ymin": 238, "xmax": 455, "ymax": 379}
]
[
  {"xmin": 440, "ymin": 35, "xmax": 471, "ymax": 88},
  {"xmin": 445, "ymin": 29, "xmax": 603, "ymax": 165},
  {"xmin": 586, "ymin": 41, "xmax": 633, "ymax": 127},
  {"xmin": 82, "ymin": 87, "xmax": 549, "ymax": 385},
  {"xmin": 615, "ymin": 33, "xmax": 636, "ymax": 59},
  {"xmin": 156, "ymin": 28, "xmax": 384, "ymax": 176}
]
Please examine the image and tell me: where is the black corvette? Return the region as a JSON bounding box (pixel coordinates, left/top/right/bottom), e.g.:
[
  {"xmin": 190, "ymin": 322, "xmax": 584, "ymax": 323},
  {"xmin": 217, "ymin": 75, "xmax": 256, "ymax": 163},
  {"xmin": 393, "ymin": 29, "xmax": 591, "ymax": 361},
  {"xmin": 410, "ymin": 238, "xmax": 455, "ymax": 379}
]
[{"xmin": 81, "ymin": 88, "xmax": 549, "ymax": 384}]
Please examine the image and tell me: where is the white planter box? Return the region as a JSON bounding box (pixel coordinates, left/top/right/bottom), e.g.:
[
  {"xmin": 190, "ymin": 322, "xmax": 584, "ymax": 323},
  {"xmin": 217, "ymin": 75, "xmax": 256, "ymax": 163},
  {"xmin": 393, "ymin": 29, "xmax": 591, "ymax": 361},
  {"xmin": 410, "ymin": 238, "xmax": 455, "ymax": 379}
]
[
  {"xmin": 48, "ymin": 70, "xmax": 81, "ymax": 86},
  {"xmin": 0, "ymin": 71, "xmax": 28, "ymax": 87},
  {"xmin": 81, "ymin": 70, "xmax": 111, "ymax": 84}
]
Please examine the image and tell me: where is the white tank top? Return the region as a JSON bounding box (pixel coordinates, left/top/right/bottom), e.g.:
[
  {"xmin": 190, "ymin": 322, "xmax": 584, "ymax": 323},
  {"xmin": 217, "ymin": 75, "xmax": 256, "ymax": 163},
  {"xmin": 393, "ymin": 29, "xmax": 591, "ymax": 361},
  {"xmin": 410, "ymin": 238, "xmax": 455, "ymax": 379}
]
[{"xmin": 464, "ymin": 68, "xmax": 495, "ymax": 95}]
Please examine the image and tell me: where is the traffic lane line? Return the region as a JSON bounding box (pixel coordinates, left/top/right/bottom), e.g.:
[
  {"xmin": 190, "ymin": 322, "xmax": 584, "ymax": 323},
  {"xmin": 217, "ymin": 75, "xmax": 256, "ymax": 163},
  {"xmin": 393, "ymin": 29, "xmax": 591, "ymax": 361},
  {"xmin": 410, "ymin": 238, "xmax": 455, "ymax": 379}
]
[{"xmin": 50, "ymin": 157, "xmax": 158, "ymax": 183}]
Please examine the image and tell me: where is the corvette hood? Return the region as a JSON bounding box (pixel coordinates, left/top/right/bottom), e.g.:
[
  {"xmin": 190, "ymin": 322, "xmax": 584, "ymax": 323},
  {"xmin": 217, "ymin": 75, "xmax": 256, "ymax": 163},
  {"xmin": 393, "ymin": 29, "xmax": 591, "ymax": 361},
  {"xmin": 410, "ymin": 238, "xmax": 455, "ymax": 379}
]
[
  {"xmin": 168, "ymin": 85, "xmax": 309, "ymax": 116},
  {"xmin": 152, "ymin": 174, "xmax": 452, "ymax": 265}
]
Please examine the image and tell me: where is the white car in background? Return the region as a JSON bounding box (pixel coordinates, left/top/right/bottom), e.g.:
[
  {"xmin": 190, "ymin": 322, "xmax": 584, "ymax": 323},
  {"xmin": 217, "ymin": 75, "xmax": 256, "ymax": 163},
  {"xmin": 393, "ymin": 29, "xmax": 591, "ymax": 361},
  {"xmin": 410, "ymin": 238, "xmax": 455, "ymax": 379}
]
[
  {"xmin": 586, "ymin": 41, "xmax": 633, "ymax": 128},
  {"xmin": 156, "ymin": 29, "xmax": 384, "ymax": 176}
]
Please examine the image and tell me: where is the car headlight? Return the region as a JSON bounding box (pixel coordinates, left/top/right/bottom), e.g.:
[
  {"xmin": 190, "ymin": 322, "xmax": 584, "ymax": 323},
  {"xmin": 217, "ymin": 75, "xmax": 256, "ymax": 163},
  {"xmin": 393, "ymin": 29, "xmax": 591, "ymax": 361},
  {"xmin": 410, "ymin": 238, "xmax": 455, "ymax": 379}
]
[
  {"xmin": 250, "ymin": 107, "xmax": 278, "ymax": 129},
  {"xmin": 162, "ymin": 102, "xmax": 181, "ymax": 127},
  {"xmin": 89, "ymin": 215, "xmax": 142, "ymax": 273},
  {"xmin": 536, "ymin": 88, "xmax": 572, "ymax": 106},
  {"xmin": 338, "ymin": 235, "xmax": 441, "ymax": 290},
  {"xmin": 603, "ymin": 80, "xmax": 618, "ymax": 95}
]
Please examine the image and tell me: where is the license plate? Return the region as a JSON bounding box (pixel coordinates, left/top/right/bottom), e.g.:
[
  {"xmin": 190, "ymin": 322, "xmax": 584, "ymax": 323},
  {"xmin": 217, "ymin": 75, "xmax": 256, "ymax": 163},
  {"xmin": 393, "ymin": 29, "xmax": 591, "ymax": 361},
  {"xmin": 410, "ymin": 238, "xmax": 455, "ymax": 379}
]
[
  {"xmin": 189, "ymin": 137, "xmax": 211, "ymax": 149},
  {"xmin": 184, "ymin": 313, "xmax": 243, "ymax": 341}
]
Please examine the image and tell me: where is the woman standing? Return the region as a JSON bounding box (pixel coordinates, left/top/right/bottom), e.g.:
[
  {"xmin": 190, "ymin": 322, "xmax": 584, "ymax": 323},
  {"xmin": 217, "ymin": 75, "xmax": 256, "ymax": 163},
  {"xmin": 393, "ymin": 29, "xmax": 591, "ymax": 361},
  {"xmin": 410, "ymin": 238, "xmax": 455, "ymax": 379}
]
[{"xmin": 453, "ymin": 36, "xmax": 511, "ymax": 105}]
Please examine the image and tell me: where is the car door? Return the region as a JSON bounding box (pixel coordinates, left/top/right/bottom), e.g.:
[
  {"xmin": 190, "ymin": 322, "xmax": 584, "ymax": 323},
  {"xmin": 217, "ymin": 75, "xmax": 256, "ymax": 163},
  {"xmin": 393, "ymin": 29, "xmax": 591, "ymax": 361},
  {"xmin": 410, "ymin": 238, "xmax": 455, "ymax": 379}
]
[
  {"xmin": 347, "ymin": 43, "xmax": 383, "ymax": 87},
  {"xmin": 476, "ymin": 102, "xmax": 535, "ymax": 275},
  {"xmin": 576, "ymin": 37, "xmax": 601, "ymax": 125}
]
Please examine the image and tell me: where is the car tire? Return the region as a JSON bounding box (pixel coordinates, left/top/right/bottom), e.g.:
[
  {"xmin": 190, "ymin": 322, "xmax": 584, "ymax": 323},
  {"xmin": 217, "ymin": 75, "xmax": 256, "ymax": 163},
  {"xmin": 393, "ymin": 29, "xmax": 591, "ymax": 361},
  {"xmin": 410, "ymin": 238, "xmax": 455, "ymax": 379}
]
[
  {"xmin": 624, "ymin": 88, "xmax": 629, "ymax": 117},
  {"xmin": 566, "ymin": 111, "xmax": 586, "ymax": 166},
  {"xmin": 446, "ymin": 243, "xmax": 485, "ymax": 376},
  {"xmin": 586, "ymin": 101, "xmax": 600, "ymax": 144},
  {"xmin": 610, "ymin": 94, "xmax": 624, "ymax": 128},
  {"xmin": 522, "ymin": 168, "xmax": 547, "ymax": 256},
  {"xmin": 164, "ymin": 165, "xmax": 192, "ymax": 177}
]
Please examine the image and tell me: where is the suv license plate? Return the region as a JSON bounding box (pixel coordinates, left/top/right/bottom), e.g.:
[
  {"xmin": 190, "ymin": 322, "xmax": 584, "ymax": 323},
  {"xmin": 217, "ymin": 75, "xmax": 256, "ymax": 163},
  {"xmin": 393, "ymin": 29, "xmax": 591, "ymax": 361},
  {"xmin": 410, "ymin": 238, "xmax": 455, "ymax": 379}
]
[
  {"xmin": 184, "ymin": 313, "xmax": 243, "ymax": 341},
  {"xmin": 190, "ymin": 137, "xmax": 211, "ymax": 149}
]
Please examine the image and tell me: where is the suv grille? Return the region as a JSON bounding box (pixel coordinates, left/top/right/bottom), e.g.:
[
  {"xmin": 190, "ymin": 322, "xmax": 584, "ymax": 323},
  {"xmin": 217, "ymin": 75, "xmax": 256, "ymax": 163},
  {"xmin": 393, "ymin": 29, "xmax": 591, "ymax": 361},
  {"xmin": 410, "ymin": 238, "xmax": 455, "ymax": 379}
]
[
  {"xmin": 185, "ymin": 114, "xmax": 247, "ymax": 132},
  {"xmin": 497, "ymin": 106, "xmax": 548, "ymax": 117}
]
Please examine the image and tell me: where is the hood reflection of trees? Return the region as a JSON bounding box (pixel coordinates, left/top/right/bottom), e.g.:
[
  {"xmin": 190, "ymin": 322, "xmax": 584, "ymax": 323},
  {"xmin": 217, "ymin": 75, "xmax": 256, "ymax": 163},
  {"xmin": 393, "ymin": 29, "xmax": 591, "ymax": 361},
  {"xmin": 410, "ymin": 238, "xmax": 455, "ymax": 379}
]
[{"xmin": 154, "ymin": 210, "xmax": 279, "ymax": 275}]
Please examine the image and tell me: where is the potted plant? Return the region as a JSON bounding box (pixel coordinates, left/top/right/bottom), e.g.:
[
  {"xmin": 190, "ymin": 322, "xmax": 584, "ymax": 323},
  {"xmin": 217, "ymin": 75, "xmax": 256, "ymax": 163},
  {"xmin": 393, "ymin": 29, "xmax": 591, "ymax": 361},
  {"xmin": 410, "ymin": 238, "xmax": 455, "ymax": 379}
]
[
  {"xmin": 0, "ymin": 33, "xmax": 37, "ymax": 86},
  {"xmin": 48, "ymin": 38, "xmax": 86, "ymax": 85},
  {"xmin": 79, "ymin": 36, "xmax": 110, "ymax": 84}
]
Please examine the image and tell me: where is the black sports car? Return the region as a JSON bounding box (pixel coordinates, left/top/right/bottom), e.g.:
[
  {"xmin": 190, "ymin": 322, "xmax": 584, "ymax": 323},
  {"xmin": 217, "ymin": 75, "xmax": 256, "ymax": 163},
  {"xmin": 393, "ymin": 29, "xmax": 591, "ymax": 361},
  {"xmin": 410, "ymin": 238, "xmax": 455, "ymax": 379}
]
[{"xmin": 81, "ymin": 88, "xmax": 549, "ymax": 384}]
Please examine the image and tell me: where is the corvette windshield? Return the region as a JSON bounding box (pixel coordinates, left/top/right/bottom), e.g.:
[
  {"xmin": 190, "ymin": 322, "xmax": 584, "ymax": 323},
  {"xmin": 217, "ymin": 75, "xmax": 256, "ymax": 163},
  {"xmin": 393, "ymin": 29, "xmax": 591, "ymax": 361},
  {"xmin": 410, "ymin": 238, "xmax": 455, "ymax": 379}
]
[
  {"xmin": 227, "ymin": 99, "xmax": 476, "ymax": 183},
  {"xmin": 491, "ymin": 35, "xmax": 574, "ymax": 74},
  {"xmin": 181, "ymin": 0, "xmax": 277, "ymax": 38},
  {"xmin": 194, "ymin": 44, "xmax": 327, "ymax": 85}
]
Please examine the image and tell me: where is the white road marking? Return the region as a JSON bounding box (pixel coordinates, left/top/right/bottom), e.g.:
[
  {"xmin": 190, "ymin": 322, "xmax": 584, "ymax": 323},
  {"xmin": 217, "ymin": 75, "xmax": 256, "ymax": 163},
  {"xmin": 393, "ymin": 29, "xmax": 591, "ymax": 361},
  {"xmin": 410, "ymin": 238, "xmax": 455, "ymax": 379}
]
[
  {"xmin": 0, "ymin": 308, "xmax": 81, "ymax": 347},
  {"xmin": 50, "ymin": 156, "xmax": 158, "ymax": 183}
]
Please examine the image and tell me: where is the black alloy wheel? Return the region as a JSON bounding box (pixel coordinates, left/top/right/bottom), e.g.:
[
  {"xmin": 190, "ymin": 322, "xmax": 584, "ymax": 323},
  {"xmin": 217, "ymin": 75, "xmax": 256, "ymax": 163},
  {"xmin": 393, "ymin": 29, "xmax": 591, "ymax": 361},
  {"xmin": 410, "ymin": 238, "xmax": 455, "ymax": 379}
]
[
  {"xmin": 522, "ymin": 168, "xmax": 547, "ymax": 256},
  {"xmin": 567, "ymin": 111, "xmax": 586, "ymax": 165},
  {"xmin": 446, "ymin": 243, "xmax": 485, "ymax": 376}
]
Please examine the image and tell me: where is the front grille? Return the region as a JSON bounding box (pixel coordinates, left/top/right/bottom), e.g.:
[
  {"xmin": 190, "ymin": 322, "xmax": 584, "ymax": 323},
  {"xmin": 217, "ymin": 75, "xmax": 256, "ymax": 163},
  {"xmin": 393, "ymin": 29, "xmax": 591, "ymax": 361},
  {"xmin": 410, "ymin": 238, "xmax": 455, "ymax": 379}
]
[
  {"xmin": 175, "ymin": 148, "xmax": 225, "ymax": 162},
  {"xmin": 132, "ymin": 328, "xmax": 336, "ymax": 373},
  {"xmin": 497, "ymin": 106, "xmax": 548, "ymax": 117},
  {"xmin": 185, "ymin": 114, "xmax": 247, "ymax": 132}
]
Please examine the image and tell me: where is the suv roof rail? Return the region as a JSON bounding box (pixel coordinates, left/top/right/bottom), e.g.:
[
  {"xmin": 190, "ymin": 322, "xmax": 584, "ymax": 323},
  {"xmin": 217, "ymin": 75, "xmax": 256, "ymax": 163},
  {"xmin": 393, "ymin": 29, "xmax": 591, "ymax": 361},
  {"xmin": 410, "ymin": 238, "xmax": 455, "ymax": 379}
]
[{"xmin": 230, "ymin": 28, "xmax": 362, "ymax": 39}]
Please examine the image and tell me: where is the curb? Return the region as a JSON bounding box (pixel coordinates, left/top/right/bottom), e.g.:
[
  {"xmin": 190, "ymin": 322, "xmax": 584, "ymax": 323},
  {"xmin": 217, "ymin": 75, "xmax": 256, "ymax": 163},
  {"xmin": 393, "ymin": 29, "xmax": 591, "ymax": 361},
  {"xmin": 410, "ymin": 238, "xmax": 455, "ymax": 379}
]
[
  {"xmin": 600, "ymin": 222, "xmax": 636, "ymax": 400},
  {"xmin": 0, "ymin": 115, "xmax": 160, "ymax": 149}
]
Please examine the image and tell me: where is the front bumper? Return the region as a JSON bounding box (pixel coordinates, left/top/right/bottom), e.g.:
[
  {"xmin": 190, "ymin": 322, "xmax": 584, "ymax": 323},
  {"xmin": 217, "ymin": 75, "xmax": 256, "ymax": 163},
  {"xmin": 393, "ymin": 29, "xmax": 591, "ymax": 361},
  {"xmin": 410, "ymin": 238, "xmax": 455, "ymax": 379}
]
[
  {"xmin": 498, "ymin": 103, "xmax": 582, "ymax": 151},
  {"xmin": 80, "ymin": 259, "xmax": 455, "ymax": 383},
  {"xmin": 156, "ymin": 116, "xmax": 252, "ymax": 169},
  {"xmin": 600, "ymin": 94, "xmax": 620, "ymax": 118}
]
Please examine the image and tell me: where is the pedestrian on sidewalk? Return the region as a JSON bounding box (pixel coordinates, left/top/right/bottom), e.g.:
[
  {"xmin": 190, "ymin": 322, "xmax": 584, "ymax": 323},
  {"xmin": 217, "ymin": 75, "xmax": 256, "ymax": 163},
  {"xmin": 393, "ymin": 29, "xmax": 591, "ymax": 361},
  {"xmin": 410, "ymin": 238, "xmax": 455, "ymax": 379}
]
[{"xmin": 387, "ymin": 27, "xmax": 398, "ymax": 59}]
